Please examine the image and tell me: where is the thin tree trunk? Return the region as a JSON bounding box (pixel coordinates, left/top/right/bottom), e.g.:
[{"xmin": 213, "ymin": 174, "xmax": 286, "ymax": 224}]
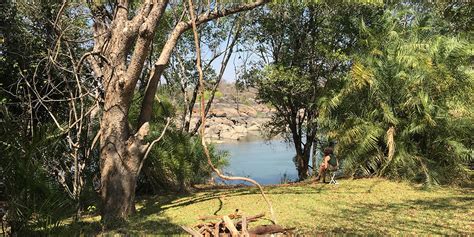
[
  {"xmin": 311, "ymin": 140, "xmax": 318, "ymax": 176},
  {"xmin": 296, "ymin": 152, "xmax": 311, "ymax": 181}
]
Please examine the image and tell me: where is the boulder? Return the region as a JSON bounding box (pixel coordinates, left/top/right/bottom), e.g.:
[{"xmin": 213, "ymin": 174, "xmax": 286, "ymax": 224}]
[
  {"xmin": 247, "ymin": 124, "xmax": 260, "ymax": 131},
  {"xmin": 237, "ymin": 105, "xmax": 258, "ymax": 117},
  {"xmin": 220, "ymin": 129, "xmax": 240, "ymax": 140},
  {"xmin": 211, "ymin": 117, "xmax": 234, "ymax": 126},
  {"xmin": 230, "ymin": 117, "xmax": 247, "ymax": 126},
  {"xmin": 233, "ymin": 125, "xmax": 247, "ymax": 134}
]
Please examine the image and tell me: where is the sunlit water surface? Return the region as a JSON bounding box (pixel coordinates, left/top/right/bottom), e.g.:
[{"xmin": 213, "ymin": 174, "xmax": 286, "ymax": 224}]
[{"xmin": 216, "ymin": 137, "xmax": 298, "ymax": 185}]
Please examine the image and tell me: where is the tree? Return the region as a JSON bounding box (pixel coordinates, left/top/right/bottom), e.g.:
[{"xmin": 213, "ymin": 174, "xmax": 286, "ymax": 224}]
[
  {"xmin": 164, "ymin": 15, "xmax": 244, "ymax": 135},
  {"xmin": 256, "ymin": 66, "xmax": 320, "ymax": 180},
  {"xmin": 84, "ymin": 0, "xmax": 269, "ymax": 224},
  {"xmin": 243, "ymin": 2, "xmax": 381, "ymax": 180},
  {"xmin": 0, "ymin": 1, "xmax": 101, "ymax": 225},
  {"xmin": 330, "ymin": 7, "xmax": 473, "ymax": 184}
]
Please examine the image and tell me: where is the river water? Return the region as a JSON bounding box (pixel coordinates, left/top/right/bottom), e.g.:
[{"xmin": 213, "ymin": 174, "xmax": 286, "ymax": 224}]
[{"xmin": 217, "ymin": 137, "xmax": 299, "ymax": 185}]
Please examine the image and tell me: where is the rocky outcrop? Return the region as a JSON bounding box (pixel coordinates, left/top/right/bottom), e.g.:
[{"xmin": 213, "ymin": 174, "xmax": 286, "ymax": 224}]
[{"xmin": 189, "ymin": 103, "xmax": 272, "ymax": 142}]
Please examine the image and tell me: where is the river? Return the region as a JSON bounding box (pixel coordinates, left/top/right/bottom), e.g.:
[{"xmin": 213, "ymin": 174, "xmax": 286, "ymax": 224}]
[{"xmin": 217, "ymin": 136, "xmax": 299, "ymax": 185}]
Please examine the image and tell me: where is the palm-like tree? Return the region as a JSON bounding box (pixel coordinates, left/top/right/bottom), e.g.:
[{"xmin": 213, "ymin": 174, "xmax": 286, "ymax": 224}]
[{"xmin": 328, "ymin": 10, "xmax": 473, "ymax": 185}]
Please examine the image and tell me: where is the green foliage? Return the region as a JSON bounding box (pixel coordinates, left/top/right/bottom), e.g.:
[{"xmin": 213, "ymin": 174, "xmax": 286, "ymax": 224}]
[
  {"xmin": 139, "ymin": 131, "xmax": 228, "ymax": 193},
  {"xmin": 0, "ymin": 2, "xmax": 98, "ymax": 234},
  {"xmin": 331, "ymin": 9, "xmax": 473, "ymax": 185},
  {"xmin": 0, "ymin": 107, "xmax": 75, "ymax": 234},
  {"xmin": 244, "ymin": 2, "xmax": 383, "ymax": 180},
  {"xmin": 128, "ymin": 93, "xmax": 228, "ymax": 193},
  {"xmin": 203, "ymin": 90, "xmax": 223, "ymax": 101}
]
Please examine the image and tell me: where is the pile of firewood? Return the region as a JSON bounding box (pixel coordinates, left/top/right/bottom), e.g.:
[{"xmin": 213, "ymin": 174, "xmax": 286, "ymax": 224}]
[{"xmin": 181, "ymin": 210, "xmax": 293, "ymax": 236}]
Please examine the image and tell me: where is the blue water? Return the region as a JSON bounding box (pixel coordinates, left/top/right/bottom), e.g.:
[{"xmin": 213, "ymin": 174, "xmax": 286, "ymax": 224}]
[{"xmin": 217, "ymin": 138, "xmax": 298, "ymax": 185}]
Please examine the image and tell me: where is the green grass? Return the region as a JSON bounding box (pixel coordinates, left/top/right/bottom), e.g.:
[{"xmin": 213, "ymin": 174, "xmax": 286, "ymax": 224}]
[{"xmin": 58, "ymin": 178, "xmax": 473, "ymax": 235}]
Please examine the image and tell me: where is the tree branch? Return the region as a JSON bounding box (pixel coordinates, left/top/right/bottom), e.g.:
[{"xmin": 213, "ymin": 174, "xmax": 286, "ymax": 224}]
[
  {"xmin": 125, "ymin": 0, "xmax": 169, "ymax": 93},
  {"xmin": 191, "ymin": 19, "xmax": 242, "ymax": 135},
  {"xmin": 189, "ymin": 0, "xmax": 276, "ymax": 223},
  {"xmin": 138, "ymin": 0, "xmax": 270, "ymax": 127},
  {"xmin": 139, "ymin": 117, "xmax": 171, "ymax": 174}
]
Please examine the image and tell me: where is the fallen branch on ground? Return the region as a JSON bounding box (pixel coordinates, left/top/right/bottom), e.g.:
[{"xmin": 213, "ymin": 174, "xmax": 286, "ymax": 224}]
[{"xmin": 182, "ymin": 211, "xmax": 294, "ymax": 236}]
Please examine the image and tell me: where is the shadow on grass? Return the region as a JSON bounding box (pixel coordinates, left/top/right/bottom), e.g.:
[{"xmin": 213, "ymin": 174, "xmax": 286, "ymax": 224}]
[
  {"xmin": 135, "ymin": 180, "xmax": 373, "ymax": 214},
  {"xmin": 37, "ymin": 195, "xmax": 186, "ymax": 236},
  {"xmin": 308, "ymin": 195, "xmax": 473, "ymax": 235},
  {"xmin": 34, "ymin": 180, "xmax": 472, "ymax": 235}
]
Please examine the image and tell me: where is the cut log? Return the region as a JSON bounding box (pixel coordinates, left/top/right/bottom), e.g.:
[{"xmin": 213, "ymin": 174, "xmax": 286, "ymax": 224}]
[
  {"xmin": 248, "ymin": 224, "xmax": 293, "ymax": 235},
  {"xmin": 223, "ymin": 215, "xmax": 239, "ymax": 237},
  {"xmin": 199, "ymin": 213, "xmax": 241, "ymax": 220},
  {"xmin": 198, "ymin": 225, "xmax": 213, "ymax": 234},
  {"xmin": 241, "ymin": 215, "xmax": 249, "ymax": 237},
  {"xmin": 182, "ymin": 226, "xmax": 204, "ymax": 237},
  {"xmin": 236, "ymin": 213, "xmax": 265, "ymax": 225},
  {"xmin": 214, "ymin": 221, "xmax": 222, "ymax": 237},
  {"xmin": 184, "ymin": 211, "xmax": 291, "ymax": 236}
]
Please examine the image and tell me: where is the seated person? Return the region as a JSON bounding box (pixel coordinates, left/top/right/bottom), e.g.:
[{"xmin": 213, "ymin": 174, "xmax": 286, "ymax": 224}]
[{"xmin": 315, "ymin": 147, "xmax": 338, "ymax": 183}]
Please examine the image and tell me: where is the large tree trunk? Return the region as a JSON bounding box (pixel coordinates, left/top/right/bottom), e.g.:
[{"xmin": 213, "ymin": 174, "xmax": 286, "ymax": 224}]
[
  {"xmin": 99, "ymin": 91, "xmax": 143, "ymax": 223},
  {"xmin": 88, "ymin": 0, "xmax": 269, "ymax": 225},
  {"xmin": 98, "ymin": 64, "xmax": 150, "ymax": 223},
  {"xmin": 99, "ymin": 96, "xmax": 150, "ymax": 223}
]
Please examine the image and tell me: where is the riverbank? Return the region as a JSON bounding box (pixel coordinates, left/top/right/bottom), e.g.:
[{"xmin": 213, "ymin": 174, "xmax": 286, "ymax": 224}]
[
  {"xmin": 192, "ymin": 102, "xmax": 272, "ymax": 142},
  {"xmin": 52, "ymin": 178, "xmax": 473, "ymax": 235},
  {"xmin": 182, "ymin": 85, "xmax": 274, "ymax": 142}
]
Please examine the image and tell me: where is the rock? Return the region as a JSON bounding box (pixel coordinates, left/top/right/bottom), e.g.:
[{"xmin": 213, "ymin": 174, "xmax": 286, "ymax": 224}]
[
  {"xmin": 230, "ymin": 117, "xmax": 247, "ymax": 126},
  {"xmin": 220, "ymin": 129, "xmax": 240, "ymax": 140},
  {"xmin": 185, "ymin": 98, "xmax": 274, "ymax": 141},
  {"xmin": 211, "ymin": 117, "xmax": 234, "ymax": 126},
  {"xmin": 219, "ymin": 106, "xmax": 240, "ymax": 117},
  {"xmin": 233, "ymin": 125, "xmax": 247, "ymax": 134},
  {"xmin": 237, "ymin": 105, "xmax": 258, "ymax": 117},
  {"xmin": 247, "ymin": 124, "xmax": 260, "ymax": 131},
  {"xmin": 204, "ymin": 126, "xmax": 221, "ymax": 139},
  {"xmin": 210, "ymin": 111, "xmax": 227, "ymax": 117}
]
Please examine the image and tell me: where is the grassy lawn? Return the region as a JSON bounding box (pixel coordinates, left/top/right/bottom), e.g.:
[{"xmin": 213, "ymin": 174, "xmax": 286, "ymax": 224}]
[{"xmin": 61, "ymin": 178, "xmax": 472, "ymax": 235}]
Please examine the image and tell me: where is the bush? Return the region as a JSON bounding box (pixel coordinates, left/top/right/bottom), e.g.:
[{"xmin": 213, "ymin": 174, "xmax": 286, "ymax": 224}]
[
  {"xmin": 330, "ymin": 12, "xmax": 473, "ymax": 185},
  {"xmin": 129, "ymin": 94, "xmax": 228, "ymax": 193},
  {"xmin": 138, "ymin": 131, "xmax": 228, "ymax": 193},
  {"xmin": 0, "ymin": 109, "xmax": 75, "ymax": 234}
]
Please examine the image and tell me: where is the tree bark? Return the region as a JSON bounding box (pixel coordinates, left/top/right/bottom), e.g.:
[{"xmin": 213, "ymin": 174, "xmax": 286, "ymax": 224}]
[
  {"xmin": 99, "ymin": 82, "xmax": 146, "ymax": 223},
  {"xmin": 295, "ymin": 151, "xmax": 311, "ymax": 181}
]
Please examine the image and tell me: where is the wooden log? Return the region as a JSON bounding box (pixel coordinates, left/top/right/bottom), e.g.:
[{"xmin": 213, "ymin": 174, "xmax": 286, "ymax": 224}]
[
  {"xmin": 196, "ymin": 222, "xmax": 216, "ymax": 228},
  {"xmin": 182, "ymin": 226, "xmax": 204, "ymax": 237},
  {"xmin": 214, "ymin": 221, "xmax": 222, "ymax": 237},
  {"xmin": 241, "ymin": 215, "xmax": 249, "ymax": 237},
  {"xmin": 198, "ymin": 225, "xmax": 213, "ymax": 234},
  {"xmin": 223, "ymin": 215, "xmax": 239, "ymax": 237},
  {"xmin": 198, "ymin": 213, "xmax": 241, "ymax": 221},
  {"xmin": 236, "ymin": 213, "xmax": 265, "ymax": 225},
  {"xmin": 248, "ymin": 224, "xmax": 294, "ymax": 235}
]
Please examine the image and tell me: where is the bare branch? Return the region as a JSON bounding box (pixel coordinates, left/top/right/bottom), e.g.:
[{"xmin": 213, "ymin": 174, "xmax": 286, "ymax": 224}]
[
  {"xmin": 125, "ymin": 0, "xmax": 169, "ymax": 93},
  {"xmin": 191, "ymin": 18, "xmax": 242, "ymax": 135},
  {"xmin": 138, "ymin": 0, "xmax": 270, "ymax": 126},
  {"xmin": 139, "ymin": 117, "xmax": 171, "ymax": 174},
  {"xmin": 53, "ymin": 0, "xmax": 68, "ymax": 31},
  {"xmin": 188, "ymin": 0, "xmax": 276, "ymax": 223}
]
